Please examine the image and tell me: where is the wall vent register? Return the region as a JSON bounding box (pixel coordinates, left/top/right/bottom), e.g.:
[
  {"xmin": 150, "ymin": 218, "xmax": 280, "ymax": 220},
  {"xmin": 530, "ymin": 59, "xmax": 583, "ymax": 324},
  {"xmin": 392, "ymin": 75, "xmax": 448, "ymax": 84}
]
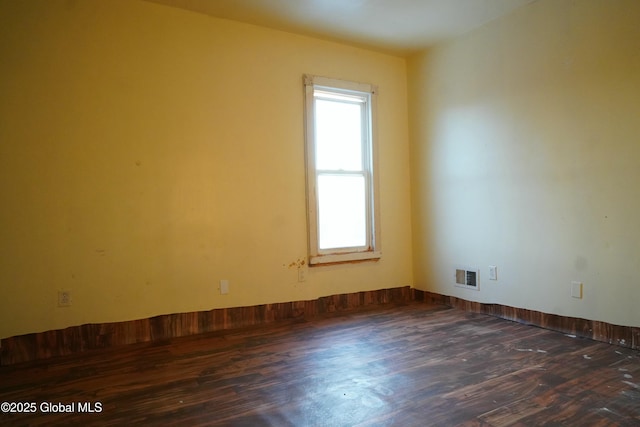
[{"xmin": 455, "ymin": 268, "xmax": 479, "ymax": 291}]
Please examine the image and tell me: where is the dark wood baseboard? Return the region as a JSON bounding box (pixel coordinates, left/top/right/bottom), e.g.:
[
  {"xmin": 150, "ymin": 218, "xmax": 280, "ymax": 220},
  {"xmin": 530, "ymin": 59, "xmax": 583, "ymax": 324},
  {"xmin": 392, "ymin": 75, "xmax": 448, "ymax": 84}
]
[
  {"xmin": 413, "ymin": 289, "xmax": 640, "ymax": 351},
  {"xmin": 2, "ymin": 287, "xmax": 637, "ymax": 366},
  {"xmin": 0, "ymin": 286, "xmax": 416, "ymax": 366}
]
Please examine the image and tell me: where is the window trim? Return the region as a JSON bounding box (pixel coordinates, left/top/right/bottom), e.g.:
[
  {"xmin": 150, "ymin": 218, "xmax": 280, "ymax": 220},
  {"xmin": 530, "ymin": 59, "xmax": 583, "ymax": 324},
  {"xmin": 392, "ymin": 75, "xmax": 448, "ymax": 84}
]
[{"xmin": 303, "ymin": 74, "xmax": 381, "ymax": 266}]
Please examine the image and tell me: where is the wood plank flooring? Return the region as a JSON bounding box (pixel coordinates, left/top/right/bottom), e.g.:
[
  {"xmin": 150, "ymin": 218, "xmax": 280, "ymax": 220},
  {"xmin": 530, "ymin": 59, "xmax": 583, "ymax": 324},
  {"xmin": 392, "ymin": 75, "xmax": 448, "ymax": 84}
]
[{"xmin": 1, "ymin": 303, "xmax": 639, "ymax": 426}]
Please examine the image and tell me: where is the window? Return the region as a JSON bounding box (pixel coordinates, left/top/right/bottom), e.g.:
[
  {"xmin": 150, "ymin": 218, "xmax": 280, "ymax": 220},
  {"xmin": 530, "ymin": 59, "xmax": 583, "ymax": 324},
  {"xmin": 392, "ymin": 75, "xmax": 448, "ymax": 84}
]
[{"xmin": 303, "ymin": 75, "xmax": 381, "ymax": 265}]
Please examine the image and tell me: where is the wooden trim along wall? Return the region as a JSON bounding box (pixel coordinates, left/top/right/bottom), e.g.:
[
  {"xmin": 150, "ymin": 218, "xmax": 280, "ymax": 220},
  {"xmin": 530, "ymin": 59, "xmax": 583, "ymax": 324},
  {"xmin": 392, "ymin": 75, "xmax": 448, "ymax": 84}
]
[
  {"xmin": 413, "ymin": 290, "xmax": 640, "ymax": 352},
  {"xmin": 2, "ymin": 287, "xmax": 638, "ymax": 366},
  {"xmin": 0, "ymin": 286, "xmax": 415, "ymax": 366}
]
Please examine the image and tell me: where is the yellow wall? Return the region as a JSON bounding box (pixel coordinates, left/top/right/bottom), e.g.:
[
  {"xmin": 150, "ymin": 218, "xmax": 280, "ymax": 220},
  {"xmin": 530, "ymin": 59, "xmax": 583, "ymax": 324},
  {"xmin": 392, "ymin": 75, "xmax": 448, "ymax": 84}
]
[
  {"xmin": 0, "ymin": 0, "xmax": 413, "ymax": 338},
  {"xmin": 4, "ymin": 0, "xmax": 637, "ymax": 341},
  {"xmin": 409, "ymin": 0, "xmax": 640, "ymax": 327}
]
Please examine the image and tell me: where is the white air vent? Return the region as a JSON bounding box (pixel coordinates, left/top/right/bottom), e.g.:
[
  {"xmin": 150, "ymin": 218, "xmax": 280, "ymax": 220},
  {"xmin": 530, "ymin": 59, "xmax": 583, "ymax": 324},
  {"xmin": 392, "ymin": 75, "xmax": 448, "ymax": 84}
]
[{"xmin": 455, "ymin": 267, "xmax": 480, "ymax": 291}]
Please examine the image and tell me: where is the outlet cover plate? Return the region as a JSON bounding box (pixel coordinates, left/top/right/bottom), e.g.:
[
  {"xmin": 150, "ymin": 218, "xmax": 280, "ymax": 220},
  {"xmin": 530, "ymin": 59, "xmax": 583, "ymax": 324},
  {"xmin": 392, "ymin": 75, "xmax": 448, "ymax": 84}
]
[
  {"xmin": 58, "ymin": 290, "xmax": 72, "ymax": 307},
  {"xmin": 220, "ymin": 280, "xmax": 229, "ymax": 295},
  {"xmin": 571, "ymin": 281, "xmax": 583, "ymax": 299},
  {"xmin": 489, "ymin": 265, "xmax": 497, "ymax": 280}
]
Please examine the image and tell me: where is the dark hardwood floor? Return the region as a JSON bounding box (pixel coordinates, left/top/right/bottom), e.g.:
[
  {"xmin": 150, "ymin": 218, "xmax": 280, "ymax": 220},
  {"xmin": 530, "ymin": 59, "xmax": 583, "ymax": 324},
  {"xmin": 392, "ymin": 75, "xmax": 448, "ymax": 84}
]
[{"xmin": 1, "ymin": 303, "xmax": 639, "ymax": 426}]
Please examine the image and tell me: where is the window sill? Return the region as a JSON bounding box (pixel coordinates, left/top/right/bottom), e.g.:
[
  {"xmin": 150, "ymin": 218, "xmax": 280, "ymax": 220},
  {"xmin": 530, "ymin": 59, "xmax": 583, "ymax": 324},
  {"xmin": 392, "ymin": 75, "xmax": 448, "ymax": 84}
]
[{"xmin": 309, "ymin": 251, "xmax": 381, "ymax": 266}]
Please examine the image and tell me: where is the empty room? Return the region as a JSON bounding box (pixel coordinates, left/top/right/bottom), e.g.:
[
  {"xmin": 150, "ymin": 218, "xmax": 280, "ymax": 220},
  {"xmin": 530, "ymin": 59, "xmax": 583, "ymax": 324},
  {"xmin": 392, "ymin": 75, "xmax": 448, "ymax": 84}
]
[{"xmin": 1, "ymin": 0, "xmax": 639, "ymax": 425}]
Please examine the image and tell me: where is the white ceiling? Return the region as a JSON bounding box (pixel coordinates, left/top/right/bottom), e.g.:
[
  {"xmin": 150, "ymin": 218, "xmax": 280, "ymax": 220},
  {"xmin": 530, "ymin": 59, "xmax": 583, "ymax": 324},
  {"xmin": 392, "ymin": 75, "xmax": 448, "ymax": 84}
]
[{"xmin": 146, "ymin": 0, "xmax": 536, "ymax": 56}]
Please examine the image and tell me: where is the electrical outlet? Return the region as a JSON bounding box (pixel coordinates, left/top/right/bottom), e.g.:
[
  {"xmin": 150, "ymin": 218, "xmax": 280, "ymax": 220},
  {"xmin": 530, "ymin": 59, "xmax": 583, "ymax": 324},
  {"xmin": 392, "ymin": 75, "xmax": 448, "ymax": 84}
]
[
  {"xmin": 571, "ymin": 281, "xmax": 583, "ymax": 299},
  {"xmin": 297, "ymin": 267, "xmax": 307, "ymax": 282},
  {"xmin": 489, "ymin": 265, "xmax": 497, "ymax": 281},
  {"xmin": 58, "ymin": 290, "xmax": 72, "ymax": 307},
  {"xmin": 220, "ymin": 280, "xmax": 229, "ymax": 295}
]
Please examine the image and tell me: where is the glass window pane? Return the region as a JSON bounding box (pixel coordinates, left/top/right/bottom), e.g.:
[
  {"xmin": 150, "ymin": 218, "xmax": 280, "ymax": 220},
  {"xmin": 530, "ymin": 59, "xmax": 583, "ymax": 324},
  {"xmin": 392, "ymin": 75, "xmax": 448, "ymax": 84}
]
[
  {"xmin": 315, "ymin": 99, "xmax": 362, "ymax": 171},
  {"xmin": 317, "ymin": 174, "xmax": 366, "ymax": 249}
]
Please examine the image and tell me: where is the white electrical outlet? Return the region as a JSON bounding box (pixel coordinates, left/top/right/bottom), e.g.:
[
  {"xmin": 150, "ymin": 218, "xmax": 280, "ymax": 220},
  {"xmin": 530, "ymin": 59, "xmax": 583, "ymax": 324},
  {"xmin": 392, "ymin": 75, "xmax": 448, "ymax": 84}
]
[
  {"xmin": 298, "ymin": 267, "xmax": 307, "ymax": 282},
  {"xmin": 220, "ymin": 280, "xmax": 229, "ymax": 295},
  {"xmin": 571, "ymin": 281, "xmax": 583, "ymax": 299},
  {"xmin": 489, "ymin": 265, "xmax": 497, "ymax": 281},
  {"xmin": 58, "ymin": 290, "xmax": 72, "ymax": 307}
]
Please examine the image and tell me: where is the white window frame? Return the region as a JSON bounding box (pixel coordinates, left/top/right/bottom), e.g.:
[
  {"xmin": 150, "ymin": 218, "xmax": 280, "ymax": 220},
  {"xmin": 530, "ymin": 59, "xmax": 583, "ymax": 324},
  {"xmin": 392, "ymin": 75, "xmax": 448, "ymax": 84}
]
[{"xmin": 303, "ymin": 74, "xmax": 381, "ymax": 266}]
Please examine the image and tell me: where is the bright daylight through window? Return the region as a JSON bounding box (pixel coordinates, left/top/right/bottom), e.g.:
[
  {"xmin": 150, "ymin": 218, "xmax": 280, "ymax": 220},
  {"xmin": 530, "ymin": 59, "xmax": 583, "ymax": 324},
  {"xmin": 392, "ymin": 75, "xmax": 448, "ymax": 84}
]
[{"xmin": 303, "ymin": 75, "xmax": 381, "ymax": 265}]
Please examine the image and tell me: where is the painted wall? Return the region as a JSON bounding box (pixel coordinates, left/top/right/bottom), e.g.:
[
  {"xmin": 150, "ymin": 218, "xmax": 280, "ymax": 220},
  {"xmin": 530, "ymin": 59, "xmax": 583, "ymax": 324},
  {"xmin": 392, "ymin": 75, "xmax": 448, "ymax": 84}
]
[
  {"xmin": 408, "ymin": 0, "xmax": 640, "ymax": 327},
  {"xmin": 0, "ymin": 0, "xmax": 413, "ymax": 338}
]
